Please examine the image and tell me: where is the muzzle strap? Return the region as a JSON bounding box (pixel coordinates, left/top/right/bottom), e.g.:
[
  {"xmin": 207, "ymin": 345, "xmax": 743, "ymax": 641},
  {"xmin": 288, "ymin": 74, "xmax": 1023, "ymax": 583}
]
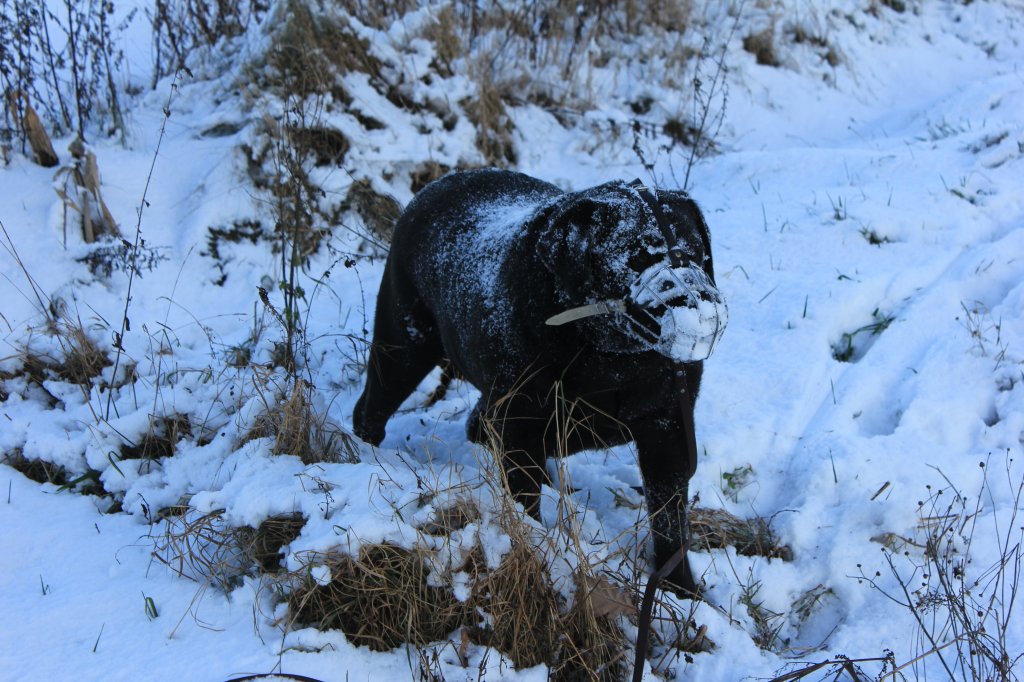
[{"xmin": 630, "ymin": 181, "xmax": 688, "ymax": 270}]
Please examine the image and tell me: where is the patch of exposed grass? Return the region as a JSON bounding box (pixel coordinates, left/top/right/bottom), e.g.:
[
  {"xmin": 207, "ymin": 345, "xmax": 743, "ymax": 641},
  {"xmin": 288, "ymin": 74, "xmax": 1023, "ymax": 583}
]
[{"xmin": 831, "ymin": 308, "xmax": 895, "ymax": 362}]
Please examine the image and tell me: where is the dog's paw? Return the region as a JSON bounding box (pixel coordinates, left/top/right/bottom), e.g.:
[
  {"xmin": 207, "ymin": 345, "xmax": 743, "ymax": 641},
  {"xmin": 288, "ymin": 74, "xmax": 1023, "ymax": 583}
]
[{"xmin": 352, "ymin": 400, "xmax": 386, "ymax": 446}]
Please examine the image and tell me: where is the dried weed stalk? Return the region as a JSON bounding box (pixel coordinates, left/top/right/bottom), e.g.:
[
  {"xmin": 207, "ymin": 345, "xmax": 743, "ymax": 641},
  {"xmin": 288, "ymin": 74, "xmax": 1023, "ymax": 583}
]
[{"xmin": 856, "ymin": 455, "xmax": 1023, "ymax": 681}]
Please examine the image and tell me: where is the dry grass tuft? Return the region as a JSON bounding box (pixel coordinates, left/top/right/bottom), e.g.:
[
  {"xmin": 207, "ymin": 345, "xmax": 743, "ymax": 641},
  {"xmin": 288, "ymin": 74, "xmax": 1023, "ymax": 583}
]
[
  {"xmin": 416, "ymin": 498, "xmax": 479, "ymax": 536},
  {"xmin": 743, "ymin": 27, "xmax": 781, "ymax": 67},
  {"xmin": 56, "ymin": 323, "xmax": 111, "ymax": 386},
  {"xmin": 288, "ymin": 544, "xmax": 468, "ymax": 650},
  {"xmin": 153, "ymin": 507, "xmax": 254, "ymax": 588},
  {"xmin": 266, "ymin": 1, "xmax": 356, "ymax": 100},
  {"xmin": 336, "ymin": 0, "xmax": 420, "ymax": 31},
  {"xmin": 550, "ymin": 573, "xmax": 631, "ymax": 680},
  {"xmin": 2, "ymin": 448, "xmax": 68, "ymax": 486},
  {"xmin": 263, "ymin": 0, "xmax": 413, "ymax": 110},
  {"xmin": 690, "ymin": 506, "xmax": 792, "ymax": 561},
  {"xmin": 469, "ymin": 520, "xmax": 629, "ymax": 679},
  {"xmin": 462, "ymin": 78, "xmax": 517, "ymax": 167},
  {"xmin": 285, "ymin": 533, "xmax": 629, "ymax": 678},
  {"xmin": 4, "ymin": 319, "xmax": 109, "ymax": 400},
  {"xmin": 245, "ymin": 512, "xmax": 308, "ymax": 572},
  {"xmin": 154, "ymin": 509, "xmax": 308, "ymax": 586},
  {"xmin": 344, "ymin": 179, "xmax": 403, "ymax": 244},
  {"xmin": 246, "ymin": 378, "xmax": 359, "ymax": 465},
  {"xmin": 419, "ymin": 4, "xmax": 461, "ymax": 77},
  {"xmin": 285, "ymin": 125, "xmax": 350, "ymax": 167},
  {"xmin": 3, "ymin": 352, "xmax": 56, "ymax": 406},
  {"xmin": 471, "ymin": 538, "xmax": 560, "ymax": 667},
  {"xmin": 120, "ymin": 413, "xmax": 192, "ymax": 461},
  {"xmin": 410, "ymin": 161, "xmax": 452, "ymax": 194}
]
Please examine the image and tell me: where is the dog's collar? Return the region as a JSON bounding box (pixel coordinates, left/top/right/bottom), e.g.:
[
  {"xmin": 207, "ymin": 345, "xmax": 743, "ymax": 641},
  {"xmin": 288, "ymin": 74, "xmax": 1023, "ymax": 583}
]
[{"xmin": 545, "ymin": 299, "xmax": 626, "ymax": 326}]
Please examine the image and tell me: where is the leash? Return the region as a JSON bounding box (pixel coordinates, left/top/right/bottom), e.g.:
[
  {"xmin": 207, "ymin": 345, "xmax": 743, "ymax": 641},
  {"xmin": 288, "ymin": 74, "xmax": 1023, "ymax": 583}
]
[
  {"xmin": 630, "ymin": 184, "xmax": 701, "ymax": 681},
  {"xmin": 631, "ymin": 545, "xmax": 688, "ymax": 682}
]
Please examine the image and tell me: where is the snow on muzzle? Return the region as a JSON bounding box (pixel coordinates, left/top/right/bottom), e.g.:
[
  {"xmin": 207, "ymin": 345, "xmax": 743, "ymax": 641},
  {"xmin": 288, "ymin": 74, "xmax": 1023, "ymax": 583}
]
[
  {"xmin": 625, "ymin": 263, "xmax": 728, "ymax": 361},
  {"xmin": 544, "ymin": 263, "xmax": 728, "ymax": 362}
]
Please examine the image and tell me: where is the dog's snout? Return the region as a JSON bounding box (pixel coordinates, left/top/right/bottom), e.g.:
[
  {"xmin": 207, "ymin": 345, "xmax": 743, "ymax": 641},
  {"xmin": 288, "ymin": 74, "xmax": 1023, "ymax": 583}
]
[{"xmin": 623, "ymin": 262, "xmax": 727, "ymax": 362}]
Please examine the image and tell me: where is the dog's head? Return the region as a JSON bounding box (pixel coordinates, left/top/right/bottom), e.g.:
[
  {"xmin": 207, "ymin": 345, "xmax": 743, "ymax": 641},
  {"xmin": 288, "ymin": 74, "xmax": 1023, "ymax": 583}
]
[{"xmin": 537, "ymin": 181, "xmax": 727, "ymax": 361}]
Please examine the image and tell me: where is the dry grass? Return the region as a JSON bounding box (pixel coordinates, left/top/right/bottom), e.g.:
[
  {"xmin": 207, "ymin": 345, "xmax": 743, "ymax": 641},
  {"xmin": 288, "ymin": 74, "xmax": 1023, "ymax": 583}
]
[
  {"xmin": 285, "ymin": 531, "xmax": 629, "ymax": 679},
  {"xmin": 55, "ymin": 322, "xmax": 111, "ymax": 386},
  {"xmin": 120, "ymin": 413, "xmax": 192, "ymax": 461},
  {"xmin": 410, "ymin": 161, "xmax": 452, "ymax": 194},
  {"xmin": 3, "ymin": 315, "xmax": 110, "ymax": 402},
  {"xmin": 154, "ymin": 508, "xmax": 307, "ymax": 586},
  {"xmin": 335, "ymin": 0, "xmax": 420, "ymax": 31},
  {"xmin": 2, "ymin": 448, "xmax": 68, "ymax": 486},
  {"xmin": 461, "ymin": 77, "xmax": 517, "ymax": 168},
  {"xmin": 470, "ymin": 538, "xmax": 560, "ymax": 668},
  {"xmin": 690, "ymin": 507, "xmax": 792, "ymax": 561},
  {"xmin": 743, "ymin": 27, "xmax": 781, "ymax": 67},
  {"xmin": 419, "ymin": 4, "xmax": 461, "ymax": 77},
  {"xmin": 285, "ymin": 125, "xmax": 350, "ymax": 167},
  {"xmin": 145, "ymin": 471, "xmax": 786, "ymax": 675},
  {"xmin": 416, "ymin": 498, "xmax": 479, "ymax": 536},
  {"xmin": 245, "ymin": 377, "xmax": 358, "ymax": 465},
  {"xmin": 246, "ymin": 512, "xmax": 307, "ymax": 572},
  {"xmin": 344, "ymin": 179, "xmax": 403, "ymax": 243},
  {"xmin": 138, "ymin": 374, "xmax": 788, "ymax": 676},
  {"xmin": 265, "ymin": 0, "xmax": 371, "ymax": 101},
  {"xmin": 288, "ymin": 543, "xmax": 468, "ymax": 650},
  {"xmin": 226, "ymin": 0, "xmax": 718, "ymax": 255},
  {"xmin": 153, "ymin": 507, "xmax": 253, "ymax": 588}
]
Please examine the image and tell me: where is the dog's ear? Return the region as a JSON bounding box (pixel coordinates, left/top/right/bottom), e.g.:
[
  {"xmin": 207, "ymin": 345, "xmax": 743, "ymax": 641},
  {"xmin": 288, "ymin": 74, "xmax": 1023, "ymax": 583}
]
[{"xmin": 532, "ymin": 193, "xmax": 607, "ymax": 278}]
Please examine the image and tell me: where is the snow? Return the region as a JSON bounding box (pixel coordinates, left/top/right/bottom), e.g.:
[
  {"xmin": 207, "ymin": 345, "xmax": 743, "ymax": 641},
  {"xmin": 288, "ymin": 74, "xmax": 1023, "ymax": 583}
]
[{"xmin": 2, "ymin": 0, "xmax": 1024, "ymax": 680}]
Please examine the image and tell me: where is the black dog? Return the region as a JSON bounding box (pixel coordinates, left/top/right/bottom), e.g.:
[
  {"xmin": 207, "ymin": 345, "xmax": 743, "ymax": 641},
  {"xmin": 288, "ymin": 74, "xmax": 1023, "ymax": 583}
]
[{"xmin": 353, "ymin": 169, "xmax": 726, "ymax": 595}]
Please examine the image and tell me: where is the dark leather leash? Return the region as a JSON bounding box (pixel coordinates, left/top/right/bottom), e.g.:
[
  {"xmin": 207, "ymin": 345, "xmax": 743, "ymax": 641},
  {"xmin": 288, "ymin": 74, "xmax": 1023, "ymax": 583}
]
[
  {"xmin": 632, "ymin": 545, "xmax": 688, "ymax": 682},
  {"xmin": 630, "ymin": 183, "xmax": 701, "ymax": 680}
]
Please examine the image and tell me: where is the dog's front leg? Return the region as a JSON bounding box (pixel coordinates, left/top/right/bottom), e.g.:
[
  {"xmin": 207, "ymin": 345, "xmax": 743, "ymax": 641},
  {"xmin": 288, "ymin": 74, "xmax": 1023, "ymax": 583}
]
[
  {"xmin": 478, "ymin": 393, "xmax": 550, "ymax": 520},
  {"xmin": 352, "ymin": 267, "xmax": 442, "ymax": 445},
  {"xmin": 499, "ymin": 444, "xmax": 547, "ymax": 520},
  {"xmin": 634, "ymin": 417, "xmax": 699, "ymax": 598}
]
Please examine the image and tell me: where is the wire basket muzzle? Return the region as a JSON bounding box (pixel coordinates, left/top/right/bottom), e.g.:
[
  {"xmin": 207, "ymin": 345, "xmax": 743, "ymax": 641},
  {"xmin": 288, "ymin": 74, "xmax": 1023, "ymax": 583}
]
[{"xmin": 621, "ymin": 263, "xmax": 728, "ymax": 362}]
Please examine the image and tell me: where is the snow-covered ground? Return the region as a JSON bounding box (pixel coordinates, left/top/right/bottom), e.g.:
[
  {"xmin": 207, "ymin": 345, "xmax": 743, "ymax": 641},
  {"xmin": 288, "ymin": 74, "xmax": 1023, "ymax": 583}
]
[{"xmin": 2, "ymin": 1, "xmax": 1023, "ymax": 680}]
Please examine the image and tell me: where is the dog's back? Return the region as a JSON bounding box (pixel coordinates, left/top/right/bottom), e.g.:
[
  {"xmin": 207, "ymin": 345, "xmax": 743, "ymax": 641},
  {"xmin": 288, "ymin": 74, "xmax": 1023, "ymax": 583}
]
[{"xmin": 388, "ymin": 170, "xmax": 563, "ymax": 382}]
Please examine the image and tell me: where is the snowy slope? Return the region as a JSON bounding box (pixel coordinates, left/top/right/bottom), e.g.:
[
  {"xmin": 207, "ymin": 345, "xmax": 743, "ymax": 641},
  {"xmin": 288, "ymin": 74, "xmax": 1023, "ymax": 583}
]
[{"xmin": 2, "ymin": 1, "xmax": 1023, "ymax": 680}]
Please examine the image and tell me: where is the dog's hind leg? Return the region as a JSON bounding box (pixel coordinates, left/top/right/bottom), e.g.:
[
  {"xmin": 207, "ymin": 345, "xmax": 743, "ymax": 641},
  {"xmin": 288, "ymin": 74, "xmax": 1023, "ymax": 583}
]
[
  {"xmin": 471, "ymin": 392, "xmax": 550, "ymax": 520},
  {"xmin": 353, "ymin": 270, "xmax": 443, "ymax": 445}
]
